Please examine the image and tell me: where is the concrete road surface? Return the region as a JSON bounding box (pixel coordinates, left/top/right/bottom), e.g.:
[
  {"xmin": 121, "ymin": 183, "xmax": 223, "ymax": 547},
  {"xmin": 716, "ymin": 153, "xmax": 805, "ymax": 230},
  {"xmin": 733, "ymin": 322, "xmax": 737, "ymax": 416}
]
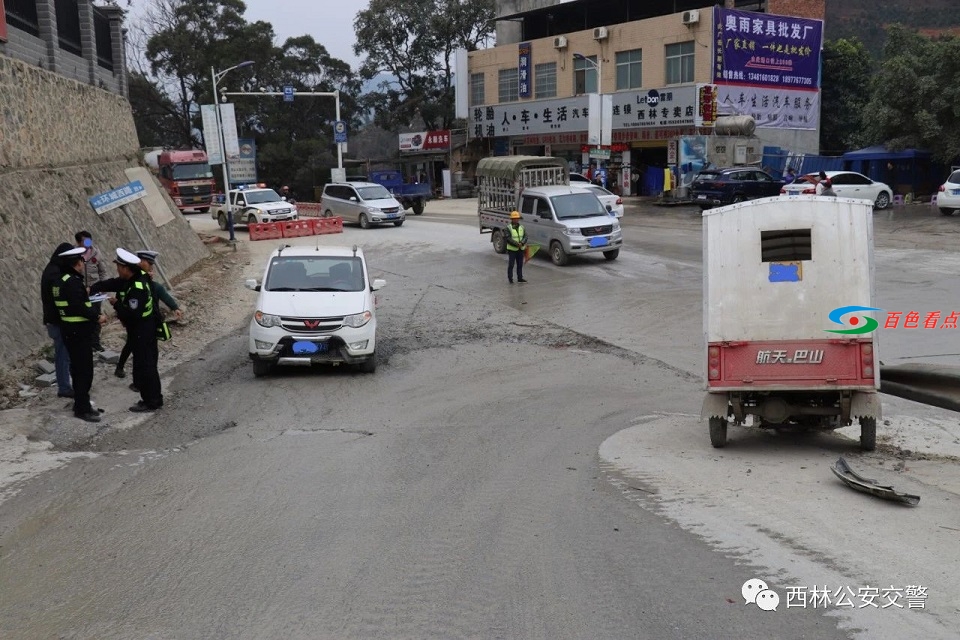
[{"xmin": 1, "ymin": 199, "xmax": 958, "ymax": 639}]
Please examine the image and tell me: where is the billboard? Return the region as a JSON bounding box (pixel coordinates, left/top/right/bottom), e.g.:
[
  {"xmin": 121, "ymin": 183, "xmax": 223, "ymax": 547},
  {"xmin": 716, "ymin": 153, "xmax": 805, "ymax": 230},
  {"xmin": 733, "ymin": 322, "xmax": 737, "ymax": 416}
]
[
  {"xmin": 228, "ymin": 138, "xmax": 257, "ymax": 184},
  {"xmin": 715, "ymin": 84, "xmax": 819, "ymax": 130},
  {"xmin": 518, "ymin": 42, "xmax": 532, "ymax": 99},
  {"xmin": 399, "ymin": 130, "xmax": 451, "ymax": 152},
  {"xmin": 469, "ymin": 86, "xmax": 699, "ymax": 139},
  {"xmin": 713, "ymin": 6, "xmax": 823, "ymax": 90}
]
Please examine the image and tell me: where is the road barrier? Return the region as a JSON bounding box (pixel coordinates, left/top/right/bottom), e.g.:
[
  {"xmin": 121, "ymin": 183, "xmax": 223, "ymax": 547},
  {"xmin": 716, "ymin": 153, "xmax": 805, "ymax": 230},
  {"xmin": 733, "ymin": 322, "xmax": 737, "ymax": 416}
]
[
  {"xmin": 313, "ymin": 217, "xmax": 344, "ymax": 235},
  {"xmin": 280, "ymin": 219, "xmax": 314, "ymax": 238},
  {"xmin": 295, "ymin": 202, "xmax": 323, "ymax": 216},
  {"xmin": 248, "ymin": 222, "xmax": 283, "ymax": 241}
]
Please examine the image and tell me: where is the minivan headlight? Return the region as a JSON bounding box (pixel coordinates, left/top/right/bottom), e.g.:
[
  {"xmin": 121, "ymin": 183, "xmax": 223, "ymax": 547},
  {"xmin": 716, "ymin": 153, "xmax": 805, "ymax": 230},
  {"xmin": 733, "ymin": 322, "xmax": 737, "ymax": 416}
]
[
  {"xmin": 342, "ymin": 311, "xmax": 372, "ymax": 328},
  {"xmin": 255, "ymin": 311, "xmax": 282, "ymax": 328},
  {"xmin": 366, "ymin": 206, "xmax": 382, "ymax": 214}
]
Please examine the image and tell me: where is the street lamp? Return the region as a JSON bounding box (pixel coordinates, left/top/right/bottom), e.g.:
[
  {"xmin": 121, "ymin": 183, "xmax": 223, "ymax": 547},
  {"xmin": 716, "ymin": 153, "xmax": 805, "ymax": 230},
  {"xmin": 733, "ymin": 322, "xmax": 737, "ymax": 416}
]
[
  {"xmin": 210, "ymin": 60, "xmax": 254, "ymax": 243},
  {"xmin": 573, "ymin": 52, "xmax": 604, "ymax": 183}
]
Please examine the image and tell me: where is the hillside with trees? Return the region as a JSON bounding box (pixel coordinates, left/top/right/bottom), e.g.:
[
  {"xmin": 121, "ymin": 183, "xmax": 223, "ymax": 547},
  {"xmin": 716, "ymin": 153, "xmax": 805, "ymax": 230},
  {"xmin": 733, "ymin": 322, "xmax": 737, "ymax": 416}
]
[{"xmin": 827, "ymin": 0, "xmax": 960, "ymax": 57}]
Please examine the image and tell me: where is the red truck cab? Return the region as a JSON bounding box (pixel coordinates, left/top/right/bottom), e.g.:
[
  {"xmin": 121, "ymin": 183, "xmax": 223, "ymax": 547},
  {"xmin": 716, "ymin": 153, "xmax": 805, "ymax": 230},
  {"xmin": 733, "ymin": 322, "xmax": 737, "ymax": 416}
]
[{"xmin": 157, "ymin": 150, "xmax": 216, "ymax": 212}]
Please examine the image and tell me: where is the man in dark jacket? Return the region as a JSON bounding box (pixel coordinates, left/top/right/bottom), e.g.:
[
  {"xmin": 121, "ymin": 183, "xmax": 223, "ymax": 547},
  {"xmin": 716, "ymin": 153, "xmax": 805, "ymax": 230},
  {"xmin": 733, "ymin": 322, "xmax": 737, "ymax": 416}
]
[
  {"xmin": 52, "ymin": 247, "xmax": 106, "ymax": 422},
  {"xmin": 41, "ymin": 242, "xmax": 77, "ymax": 398},
  {"xmin": 93, "ymin": 248, "xmax": 164, "ymax": 411}
]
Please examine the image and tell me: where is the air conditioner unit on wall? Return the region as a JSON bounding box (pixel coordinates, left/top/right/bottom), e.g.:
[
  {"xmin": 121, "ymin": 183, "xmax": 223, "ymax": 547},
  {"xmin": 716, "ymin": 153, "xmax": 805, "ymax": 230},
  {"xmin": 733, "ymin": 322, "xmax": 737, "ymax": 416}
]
[
  {"xmin": 682, "ymin": 10, "xmax": 700, "ymax": 25},
  {"xmin": 593, "ymin": 26, "xmax": 608, "ymax": 40},
  {"xmin": 553, "ymin": 36, "xmax": 567, "ymax": 49}
]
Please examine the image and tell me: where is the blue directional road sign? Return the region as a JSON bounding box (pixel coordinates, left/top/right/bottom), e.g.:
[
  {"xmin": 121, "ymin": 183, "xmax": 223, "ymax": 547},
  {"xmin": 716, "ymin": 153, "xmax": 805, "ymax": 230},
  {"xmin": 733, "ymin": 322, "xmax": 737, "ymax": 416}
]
[
  {"xmin": 334, "ymin": 120, "xmax": 348, "ymax": 144},
  {"xmin": 88, "ymin": 180, "xmax": 147, "ymax": 215},
  {"xmin": 283, "ymin": 86, "xmax": 294, "ymax": 102}
]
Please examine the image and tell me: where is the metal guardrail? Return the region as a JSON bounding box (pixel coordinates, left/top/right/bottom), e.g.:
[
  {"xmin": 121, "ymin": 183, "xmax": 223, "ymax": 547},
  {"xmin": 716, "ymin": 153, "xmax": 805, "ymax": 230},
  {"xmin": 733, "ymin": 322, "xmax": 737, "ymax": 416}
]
[{"xmin": 879, "ymin": 364, "xmax": 960, "ymax": 413}]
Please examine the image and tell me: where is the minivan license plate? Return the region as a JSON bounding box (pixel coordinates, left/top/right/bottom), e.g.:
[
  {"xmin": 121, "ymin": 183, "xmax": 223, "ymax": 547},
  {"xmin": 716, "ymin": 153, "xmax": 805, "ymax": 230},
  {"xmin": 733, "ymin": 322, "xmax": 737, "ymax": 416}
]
[{"xmin": 589, "ymin": 237, "xmax": 609, "ymax": 247}]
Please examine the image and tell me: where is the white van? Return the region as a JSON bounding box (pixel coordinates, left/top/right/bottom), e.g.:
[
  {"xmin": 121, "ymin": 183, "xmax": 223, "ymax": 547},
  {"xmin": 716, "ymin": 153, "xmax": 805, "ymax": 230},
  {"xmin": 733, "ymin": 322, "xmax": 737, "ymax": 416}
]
[{"xmin": 320, "ymin": 182, "xmax": 405, "ymax": 228}]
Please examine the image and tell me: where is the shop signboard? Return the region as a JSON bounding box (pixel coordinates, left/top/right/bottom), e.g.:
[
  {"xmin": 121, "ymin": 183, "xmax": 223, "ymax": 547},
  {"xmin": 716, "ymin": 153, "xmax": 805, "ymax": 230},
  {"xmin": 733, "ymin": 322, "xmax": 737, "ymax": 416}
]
[
  {"xmin": 715, "ymin": 84, "xmax": 819, "ymax": 130},
  {"xmin": 399, "ymin": 130, "xmax": 451, "ymax": 152},
  {"xmin": 469, "ymin": 86, "xmax": 698, "ymax": 139},
  {"xmin": 713, "ymin": 6, "xmax": 824, "ymax": 90},
  {"xmin": 696, "ymin": 84, "xmax": 718, "ymax": 127},
  {"xmin": 518, "ymin": 42, "xmax": 532, "ymax": 99}
]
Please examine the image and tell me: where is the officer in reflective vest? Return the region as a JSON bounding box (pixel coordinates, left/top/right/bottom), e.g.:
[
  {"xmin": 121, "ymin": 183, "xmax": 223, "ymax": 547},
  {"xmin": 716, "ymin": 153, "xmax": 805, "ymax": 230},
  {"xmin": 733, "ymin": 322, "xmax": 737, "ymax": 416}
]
[
  {"xmin": 506, "ymin": 211, "xmax": 528, "ymax": 284},
  {"xmin": 107, "ymin": 248, "xmax": 164, "ymax": 412},
  {"xmin": 52, "ymin": 247, "xmax": 106, "ymax": 422}
]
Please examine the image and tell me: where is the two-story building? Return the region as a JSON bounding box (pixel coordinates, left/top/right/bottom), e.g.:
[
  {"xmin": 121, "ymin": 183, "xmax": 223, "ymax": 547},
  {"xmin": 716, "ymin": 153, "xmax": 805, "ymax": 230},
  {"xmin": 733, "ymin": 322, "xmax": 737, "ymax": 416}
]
[{"xmin": 466, "ymin": 0, "xmax": 825, "ymax": 195}]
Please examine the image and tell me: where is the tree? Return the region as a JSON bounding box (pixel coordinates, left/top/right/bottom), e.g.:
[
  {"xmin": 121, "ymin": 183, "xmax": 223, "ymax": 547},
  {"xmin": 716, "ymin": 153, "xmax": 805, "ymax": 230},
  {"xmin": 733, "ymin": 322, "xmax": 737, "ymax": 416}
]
[
  {"xmin": 819, "ymin": 38, "xmax": 872, "ymax": 154},
  {"xmin": 861, "ymin": 25, "xmax": 960, "ymax": 163},
  {"xmin": 127, "ymin": 71, "xmax": 185, "ymax": 147},
  {"xmin": 354, "ymin": 0, "xmax": 495, "ymax": 131}
]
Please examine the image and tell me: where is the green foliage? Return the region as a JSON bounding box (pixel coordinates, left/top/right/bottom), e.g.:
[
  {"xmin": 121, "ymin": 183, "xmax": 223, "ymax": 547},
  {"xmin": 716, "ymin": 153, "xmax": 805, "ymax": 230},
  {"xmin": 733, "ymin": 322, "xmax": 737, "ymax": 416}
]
[
  {"xmin": 354, "ymin": 0, "xmax": 495, "ymax": 130},
  {"xmin": 132, "ymin": 0, "xmax": 361, "ymax": 197},
  {"xmin": 861, "ymin": 26, "xmax": 960, "ymax": 163},
  {"xmin": 819, "ymin": 38, "xmax": 872, "ymax": 154}
]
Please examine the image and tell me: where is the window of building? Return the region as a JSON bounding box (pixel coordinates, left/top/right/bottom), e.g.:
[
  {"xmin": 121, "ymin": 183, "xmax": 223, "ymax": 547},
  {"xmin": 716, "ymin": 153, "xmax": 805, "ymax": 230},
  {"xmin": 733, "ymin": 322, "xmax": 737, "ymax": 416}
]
[
  {"xmin": 499, "ymin": 68, "xmax": 519, "ymax": 103},
  {"xmin": 615, "ymin": 49, "xmax": 642, "ymax": 90},
  {"xmin": 534, "ymin": 62, "xmax": 557, "ymax": 99},
  {"xmin": 470, "ymin": 73, "xmax": 485, "ymax": 106},
  {"xmin": 573, "ymin": 55, "xmax": 598, "ymax": 95},
  {"xmin": 665, "ymin": 41, "xmax": 695, "ymax": 85}
]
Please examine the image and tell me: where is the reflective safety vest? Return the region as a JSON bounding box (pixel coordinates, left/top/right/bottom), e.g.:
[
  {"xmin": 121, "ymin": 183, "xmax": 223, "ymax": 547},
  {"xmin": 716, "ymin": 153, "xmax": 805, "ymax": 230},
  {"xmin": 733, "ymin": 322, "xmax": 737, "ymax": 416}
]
[
  {"xmin": 118, "ymin": 279, "xmax": 155, "ymax": 319},
  {"xmin": 52, "ymin": 273, "xmax": 93, "ymax": 324},
  {"xmin": 506, "ymin": 224, "xmax": 527, "ymax": 251}
]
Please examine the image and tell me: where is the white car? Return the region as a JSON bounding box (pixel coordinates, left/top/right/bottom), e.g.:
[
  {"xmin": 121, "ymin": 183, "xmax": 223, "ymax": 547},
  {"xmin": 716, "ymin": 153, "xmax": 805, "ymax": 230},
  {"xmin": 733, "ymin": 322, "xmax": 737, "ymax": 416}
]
[
  {"xmin": 780, "ymin": 171, "xmax": 893, "ymax": 209},
  {"xmin": 212, "ymin": 184, "xmax": 298, "ymax": 229},
  {"xmin": 936, "ymin": 170, "xmax": 960, "ymax": 216},
  {"xmin": 245, "ymin": 245, "xmax": 385, "ymax": 377},
  {"xmin": 574, "ymin": 183, "xmax": 624, "ymax": 218}
]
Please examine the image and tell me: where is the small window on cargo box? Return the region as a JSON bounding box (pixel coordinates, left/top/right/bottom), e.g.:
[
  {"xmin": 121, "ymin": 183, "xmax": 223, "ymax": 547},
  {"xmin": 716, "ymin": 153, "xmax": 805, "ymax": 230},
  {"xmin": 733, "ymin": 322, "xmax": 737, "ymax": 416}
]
[{"xmin": 760, "ymin": 229, "xmax": 811, "ymax": 262}]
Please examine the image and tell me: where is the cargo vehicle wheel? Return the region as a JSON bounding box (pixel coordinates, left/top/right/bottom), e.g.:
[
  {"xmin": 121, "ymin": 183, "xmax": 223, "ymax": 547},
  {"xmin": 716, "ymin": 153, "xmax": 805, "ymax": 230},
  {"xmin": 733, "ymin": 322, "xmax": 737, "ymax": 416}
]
[
  {"xmin": 358, "ymin": 353, "xmax": 377, "ymax": 373},
  {"xmin": 248, "ymin": 214, "xmax": 257, "ymax": 226},
  {"xmin": 603, "ymin": 248, "xmax": 620, "ymax": 261},
  {"xmin": 252, "ymin": 359, "xmax": 272, "ymax": 378},
  {"xmin": 491, "ymin": 230, "xmax": 507, "ymax": 254},
  {"xmin": 393, "ymin": 219, "xmax": 404, "ymax": 227},
  {"xmin": 218, "ymin": 212, "xmax": 227, "ymax": 230},
  {"xmin": 859, "ymin": 417, "xmax": 876, "ymax": 451},
  {"xmin": 709, "ymin": 416, "xmax": 728, "ymax": 448},
  {"xmin": 412, "ymin": 200, "xmax": 425, "ymax": 215},
  {"xmin": 875, "ymin": 192, "xmax": 891, "ymax": 210},
  {"xmin": 323, "ymin": 209, "xmax": 334, "ymax": 218},
  {"xmin": 359, "ymin": 213, "xmax": 371, "ymax": 229},
  {"xmin": 550, "ymin": 241, "xmax": 569, "ymax": 266},
  {"xmin": 940, "ymin": 207, "xmax": 955, "ymax": 216}
]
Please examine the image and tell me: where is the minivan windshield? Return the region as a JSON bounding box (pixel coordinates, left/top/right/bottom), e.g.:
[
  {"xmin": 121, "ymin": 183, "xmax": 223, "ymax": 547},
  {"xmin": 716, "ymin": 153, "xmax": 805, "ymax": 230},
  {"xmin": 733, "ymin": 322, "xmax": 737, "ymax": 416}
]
[
  {"xmin": 550, "ymin": 193, "xmax": 606, "ymax": 219},
  {"xmin": 265, "ymin": 256, "xmax": 365, "ymax": 292},
  {"xmin": 357, "ymin": 185, "xmax": 392, "ymax": 201}
]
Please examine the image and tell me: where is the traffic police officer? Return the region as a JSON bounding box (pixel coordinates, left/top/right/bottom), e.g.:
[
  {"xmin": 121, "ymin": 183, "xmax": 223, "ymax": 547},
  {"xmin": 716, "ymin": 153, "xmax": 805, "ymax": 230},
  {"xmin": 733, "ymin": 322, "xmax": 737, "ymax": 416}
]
[
  {"xmin": 52, "ymin": 246, "xmax": 106, "ymax": 422},
  {"xmin": 95, "ymin": 248, "xmax": 164, "ymax": 412},
  {"xmin": 506, "ymin": 211, "xmax": 528, "ymax": 284}
]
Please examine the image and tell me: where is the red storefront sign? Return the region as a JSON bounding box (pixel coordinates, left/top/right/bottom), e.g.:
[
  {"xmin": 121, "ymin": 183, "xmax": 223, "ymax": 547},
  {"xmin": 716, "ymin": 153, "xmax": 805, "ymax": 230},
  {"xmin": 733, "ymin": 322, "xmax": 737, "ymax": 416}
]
[
  {"xmin": 579, "ymin": 143, "xmax": 630, "ymax": 153},
  {"xmin": 517, "ymin": 128, "xmax": 695, "ymax": 147},
  {"xmin": 399, "ymin": 130, "xmax": 451, "ymax": 152}
]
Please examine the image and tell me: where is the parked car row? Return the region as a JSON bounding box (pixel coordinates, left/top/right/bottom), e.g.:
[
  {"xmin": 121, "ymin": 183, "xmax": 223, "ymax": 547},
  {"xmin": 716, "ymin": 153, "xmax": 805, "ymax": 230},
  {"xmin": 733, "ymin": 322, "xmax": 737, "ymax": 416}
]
[{"xmin": 689, "ymin": 167, "xmax": 894, "ymax": 210}]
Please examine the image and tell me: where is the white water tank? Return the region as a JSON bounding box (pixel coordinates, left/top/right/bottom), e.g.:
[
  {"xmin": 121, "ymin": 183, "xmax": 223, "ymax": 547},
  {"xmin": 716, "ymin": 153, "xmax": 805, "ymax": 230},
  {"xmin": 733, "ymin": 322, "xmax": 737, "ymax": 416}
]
[{"xmin": 714, "ymin": 116, "xmax": 756, "ymax": 137}]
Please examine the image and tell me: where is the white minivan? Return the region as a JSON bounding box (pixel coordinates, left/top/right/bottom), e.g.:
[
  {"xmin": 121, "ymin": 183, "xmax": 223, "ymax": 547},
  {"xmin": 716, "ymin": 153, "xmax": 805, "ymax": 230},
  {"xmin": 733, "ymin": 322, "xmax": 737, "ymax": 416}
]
[
  {"xmin": 320, "ymin": 182, "xmax": 405, "ymax": 228},
  {"xmin": 245, "ymin": 245, "xmax": 385, "ymax": 376}
]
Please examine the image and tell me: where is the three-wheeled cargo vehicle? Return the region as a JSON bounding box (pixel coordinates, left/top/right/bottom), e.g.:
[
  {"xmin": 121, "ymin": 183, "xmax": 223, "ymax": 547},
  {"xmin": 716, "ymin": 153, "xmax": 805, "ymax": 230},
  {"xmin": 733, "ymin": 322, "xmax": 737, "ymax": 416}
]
[{"xmin": 700, "ymin": 195, "xmax": 882, "ymax": 450}]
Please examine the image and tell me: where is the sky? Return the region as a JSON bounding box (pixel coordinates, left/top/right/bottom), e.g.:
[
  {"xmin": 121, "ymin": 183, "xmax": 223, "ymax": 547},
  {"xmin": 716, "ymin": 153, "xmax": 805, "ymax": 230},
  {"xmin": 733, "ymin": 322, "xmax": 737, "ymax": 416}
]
[{"xmin": 241, "ymin": 0, "xmax": 371, "ymax": 69}]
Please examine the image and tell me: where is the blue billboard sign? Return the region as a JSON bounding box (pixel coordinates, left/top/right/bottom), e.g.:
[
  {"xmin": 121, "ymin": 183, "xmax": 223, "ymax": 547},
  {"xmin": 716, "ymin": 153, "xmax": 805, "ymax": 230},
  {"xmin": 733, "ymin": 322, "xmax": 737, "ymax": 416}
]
[
  {"xmin": 713, "ymin": 7, "xmax": 823, "ymax": 90},
  {"xmin": 518, "ymin": 42, "xmax": 532, "ymax": 99}
]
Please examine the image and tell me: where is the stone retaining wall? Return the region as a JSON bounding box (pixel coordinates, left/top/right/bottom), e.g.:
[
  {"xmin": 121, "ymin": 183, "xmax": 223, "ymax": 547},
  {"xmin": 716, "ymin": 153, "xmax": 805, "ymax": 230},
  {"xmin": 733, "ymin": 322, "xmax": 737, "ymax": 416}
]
[{"xmin": 0, "ymin": 54, "xmax": 209, "ymax": 366}]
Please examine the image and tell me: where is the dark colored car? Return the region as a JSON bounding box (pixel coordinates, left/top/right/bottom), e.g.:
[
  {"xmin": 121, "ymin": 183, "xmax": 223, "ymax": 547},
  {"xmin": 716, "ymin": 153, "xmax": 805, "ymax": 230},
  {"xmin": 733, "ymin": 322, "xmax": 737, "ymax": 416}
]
[{"xmin": 691, "ymin": 168, "xmax": 786, "ymax": 209}]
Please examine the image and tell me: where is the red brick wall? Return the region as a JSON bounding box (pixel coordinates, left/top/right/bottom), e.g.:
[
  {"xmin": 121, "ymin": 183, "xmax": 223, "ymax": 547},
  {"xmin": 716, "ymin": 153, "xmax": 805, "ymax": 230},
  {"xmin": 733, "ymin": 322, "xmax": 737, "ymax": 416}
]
[{"xmin": 769, "ymin": 0, "xmax": 826, "ymax": 20}]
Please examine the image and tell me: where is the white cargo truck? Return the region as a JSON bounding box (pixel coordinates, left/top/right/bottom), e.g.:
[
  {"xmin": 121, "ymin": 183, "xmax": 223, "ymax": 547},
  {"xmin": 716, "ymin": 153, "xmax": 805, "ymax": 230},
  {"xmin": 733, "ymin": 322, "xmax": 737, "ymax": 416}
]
[
  {"xmin": 700, "ymin": 195, "xmax": 882, "ymax": 450},
  {"xmin": 476, "ymin": 156, "xmax": 623, "ymax": 266}
]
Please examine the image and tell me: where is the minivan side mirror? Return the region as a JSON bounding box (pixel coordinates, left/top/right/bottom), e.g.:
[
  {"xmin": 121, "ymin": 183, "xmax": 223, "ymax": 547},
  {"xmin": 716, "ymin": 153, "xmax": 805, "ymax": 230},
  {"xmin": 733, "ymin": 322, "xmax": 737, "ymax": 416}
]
[
  {"xmin": 350, "ymin": 196, "xmax": 358, "ymax": 202},
  {"xmin": 281, "ymin": 196, "xmax": 287, "ymax": 201},
  {"xmin": 606, "ymin": 204, "xmax": 613, "ymax": 212},
  {"xmin": 244, "ymin": 279, "xmax": 260, "ymax": 291},
  {"xmin": 371, "ymin": 279, "xmax": 386, "ymax": 291}
]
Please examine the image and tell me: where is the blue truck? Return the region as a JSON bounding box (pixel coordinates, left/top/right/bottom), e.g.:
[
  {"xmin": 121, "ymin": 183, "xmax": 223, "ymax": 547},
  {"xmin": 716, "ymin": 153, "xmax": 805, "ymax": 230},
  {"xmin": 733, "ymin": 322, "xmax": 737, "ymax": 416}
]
[{"xmin": 368, "ymin": 169, "xmax": 432, "ymax": 215}]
